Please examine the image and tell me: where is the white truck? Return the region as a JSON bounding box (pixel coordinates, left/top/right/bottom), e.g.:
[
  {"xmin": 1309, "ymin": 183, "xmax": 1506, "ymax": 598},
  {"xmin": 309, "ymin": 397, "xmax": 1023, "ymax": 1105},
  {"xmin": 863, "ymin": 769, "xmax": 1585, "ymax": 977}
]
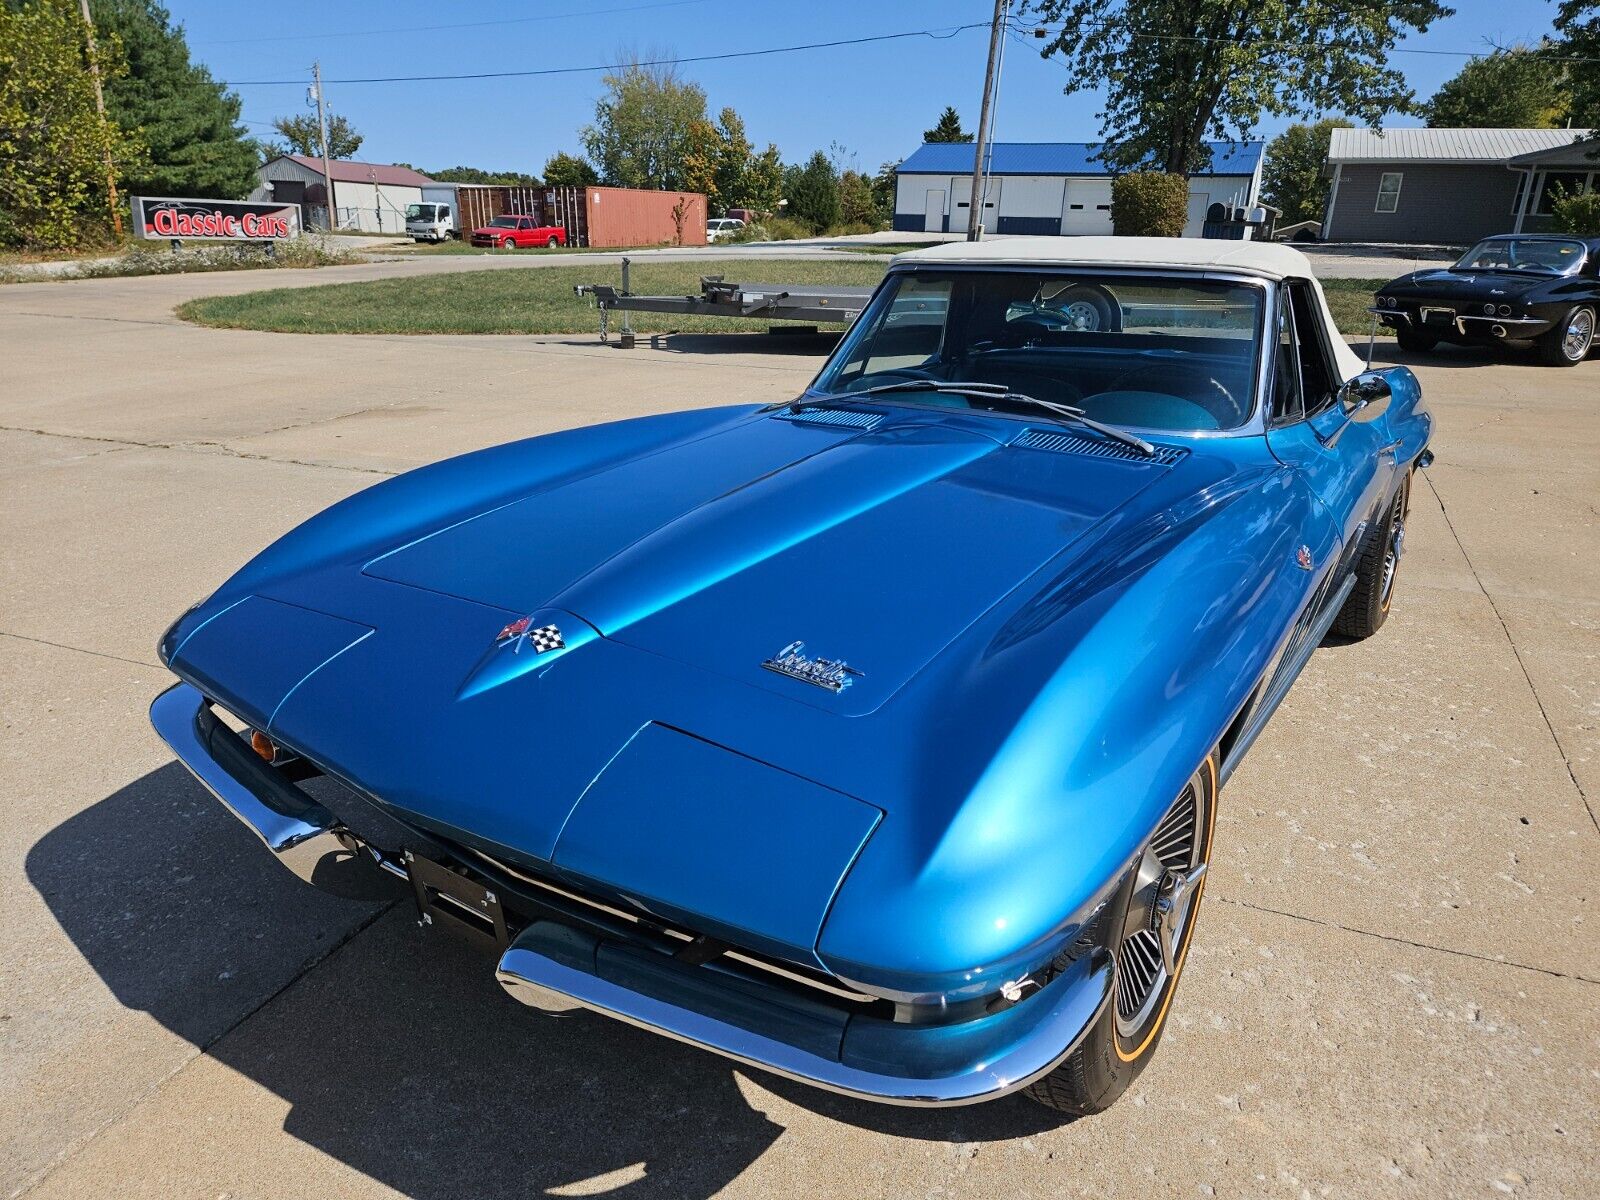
[{"xmin": 405, "ymin": 185, "xmax": 459, "ymax": 242}]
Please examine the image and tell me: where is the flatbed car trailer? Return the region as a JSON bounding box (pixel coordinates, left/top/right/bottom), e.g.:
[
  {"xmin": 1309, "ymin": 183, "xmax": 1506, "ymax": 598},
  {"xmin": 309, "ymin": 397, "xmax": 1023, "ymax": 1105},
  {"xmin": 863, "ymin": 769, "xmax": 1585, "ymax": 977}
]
[{"xmin": 574, "ymin": 259, "xmax": 875, "ymax": 346}]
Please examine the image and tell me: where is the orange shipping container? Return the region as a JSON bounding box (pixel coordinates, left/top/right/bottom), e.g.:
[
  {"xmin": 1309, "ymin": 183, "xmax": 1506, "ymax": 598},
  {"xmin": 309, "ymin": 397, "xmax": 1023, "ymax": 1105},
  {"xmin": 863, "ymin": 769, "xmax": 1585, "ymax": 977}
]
[{"xmin": 583, "ymin": 187, "xmax": 707, "ymax": 248}]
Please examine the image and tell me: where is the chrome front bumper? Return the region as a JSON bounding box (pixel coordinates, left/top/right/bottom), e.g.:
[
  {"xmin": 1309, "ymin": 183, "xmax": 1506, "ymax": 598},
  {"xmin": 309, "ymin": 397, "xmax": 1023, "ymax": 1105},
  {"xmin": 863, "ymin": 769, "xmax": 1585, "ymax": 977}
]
[
  {"xmin": 497, "ymin": 923, "xmax": 1112, "ymax": 1107},
  {"xmin": 149, "ymin": 683, "xmax": 401, "ymax": 894},
  {"xmin": 152, "ymin": 681, "xmax": 1114, "ymax": 1107}
]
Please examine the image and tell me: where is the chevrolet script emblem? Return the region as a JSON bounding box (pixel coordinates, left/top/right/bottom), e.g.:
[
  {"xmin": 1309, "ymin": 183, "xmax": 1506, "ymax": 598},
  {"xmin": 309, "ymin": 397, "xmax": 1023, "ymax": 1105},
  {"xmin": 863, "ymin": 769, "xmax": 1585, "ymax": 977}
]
[{"xmin": 762, "ymin": 641, "xmax": 863, "ymax": 693}]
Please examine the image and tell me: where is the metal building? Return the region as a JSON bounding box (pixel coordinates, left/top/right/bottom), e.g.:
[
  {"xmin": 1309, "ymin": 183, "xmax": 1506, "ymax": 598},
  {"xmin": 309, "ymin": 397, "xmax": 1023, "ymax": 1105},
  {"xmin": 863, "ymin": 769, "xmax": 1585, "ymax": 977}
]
[
  {"xmin": 253, "ymin": 156, "xmax": 439, "ymax": 233},
  {"xmin": 892, "ymin": 141, "xmax": 1265, "ymax": 238}
]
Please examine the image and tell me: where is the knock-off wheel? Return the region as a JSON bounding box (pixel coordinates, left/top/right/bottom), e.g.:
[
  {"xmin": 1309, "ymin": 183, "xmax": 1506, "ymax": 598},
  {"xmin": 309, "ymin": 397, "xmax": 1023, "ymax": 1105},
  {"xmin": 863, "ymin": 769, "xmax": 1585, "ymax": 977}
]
[{"xmin": 1025, "ymin": 753, "xmax": 1218, "ymax": 1115}]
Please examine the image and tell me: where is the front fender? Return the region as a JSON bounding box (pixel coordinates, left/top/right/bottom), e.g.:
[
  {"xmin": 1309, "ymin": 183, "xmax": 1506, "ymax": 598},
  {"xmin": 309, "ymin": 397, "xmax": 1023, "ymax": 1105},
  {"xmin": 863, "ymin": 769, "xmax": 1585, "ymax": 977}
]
[{"xmin": 817, "ymin": 459, "xmax": 1338, "ymax": 1001}]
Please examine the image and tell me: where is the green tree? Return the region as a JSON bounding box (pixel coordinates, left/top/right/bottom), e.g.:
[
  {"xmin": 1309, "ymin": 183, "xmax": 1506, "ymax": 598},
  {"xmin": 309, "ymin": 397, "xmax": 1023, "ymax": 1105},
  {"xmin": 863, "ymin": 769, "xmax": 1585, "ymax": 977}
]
[
  {"xmin": 580, "ymin": 57, "xmax": 708, "ymax": 189},
  {"xmin": 1026, "ymin": 0, "xmax": 1451, "ymax": 175},
  {"xmin": 269, "ymin": 112, "xmax": 362, "ymax": 160},
  {"xmin": 1553, "ymin": 1, "xmax": 1600, "ymax": 127},
  {"xmin": 680, "ymin": 117, "xmax": 721, "ymax": 207},
  {"xmin": 429, "ymin": 166, "xmax": 541, "ymax": 186},
  {"xmin": 1262, "ymin": 118, "xmax": 1352, "ymax": 224},
  {"xmin": 871, "ymin": 160, "xmax": 900, "ymax": 224},
  {"xmin": 0, "ymin": 0, "xmax": 134, "ymax": 248},
  {"xmin": 712, "ymin": 107, "xmax": 754, "ymax": 209},
  {"xmin": 92, "ymin": 1, "xmax": 258, "ymax": 200},
  {"xmin": 1424, "ymin": 46, "xmax": 1568, "ymax": 127},
  {"xmin": 923, "ymin": 105, "xmax": 974, "ymax": 143},
  {"xmin": 741, "ymin": 143, "xmax": 783, "ymax": 213},
  {"xmin": 786, "ymin": 150, "xmax": 840, "ymax": 232},
  {"xmin": 838, "ymin": 170, "xmax": 878, "ymax": 227},
  {"xmin": 542, "ymin": 152, "xmax": 599, "ymax": 187}
]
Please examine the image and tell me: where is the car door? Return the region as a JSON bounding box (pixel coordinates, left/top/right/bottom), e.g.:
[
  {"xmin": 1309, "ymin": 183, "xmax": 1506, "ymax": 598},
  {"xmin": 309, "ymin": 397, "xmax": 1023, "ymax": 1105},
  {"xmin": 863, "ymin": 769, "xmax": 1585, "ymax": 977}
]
[{"xmin": 1265, "ymin": 279, "xmax": 1394, "ymax": 566}]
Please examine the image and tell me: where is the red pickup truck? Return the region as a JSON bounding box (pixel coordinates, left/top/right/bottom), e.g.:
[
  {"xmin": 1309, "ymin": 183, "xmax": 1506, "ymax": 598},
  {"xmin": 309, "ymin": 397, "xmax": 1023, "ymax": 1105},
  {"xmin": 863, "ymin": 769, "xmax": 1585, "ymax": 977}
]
[{"xmin": 470, "ymin": 214, "xmax": 567, "ymax": 249}]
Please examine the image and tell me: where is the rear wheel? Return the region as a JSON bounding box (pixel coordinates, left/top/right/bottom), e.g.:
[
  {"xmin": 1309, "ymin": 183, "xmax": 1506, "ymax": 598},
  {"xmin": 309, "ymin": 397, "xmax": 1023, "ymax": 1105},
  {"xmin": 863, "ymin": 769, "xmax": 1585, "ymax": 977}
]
[
  {"xmin": 1537, "ymin": 305, "xmax": 1595, "ymax": 366},
  {"xmin": 546, "ymin": 235, "xmax": 560, "ymax": 248},
  {"xmin": 1395, "ymin": 326, "xmax": 1437, "ymax": 353},
  {"xmin": 1026, "ymin": 753, "xmax": 1218, "ymax": 1115}
]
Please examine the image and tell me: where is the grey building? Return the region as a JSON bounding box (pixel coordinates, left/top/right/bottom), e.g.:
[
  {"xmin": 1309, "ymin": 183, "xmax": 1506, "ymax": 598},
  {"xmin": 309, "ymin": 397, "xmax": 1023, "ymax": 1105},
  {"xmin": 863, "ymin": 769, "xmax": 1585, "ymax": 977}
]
[{"xmin": 1322, "ymin": 127, "xmax": 1596, "ymax": 244}]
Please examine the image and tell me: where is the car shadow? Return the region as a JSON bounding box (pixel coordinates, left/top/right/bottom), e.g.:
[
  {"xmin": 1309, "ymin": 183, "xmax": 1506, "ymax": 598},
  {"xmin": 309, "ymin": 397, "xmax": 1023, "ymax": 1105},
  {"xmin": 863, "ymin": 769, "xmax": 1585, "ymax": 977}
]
[{"xmin": 27, "ymin": 765, "xmax": 1065, "ymax": 1198}]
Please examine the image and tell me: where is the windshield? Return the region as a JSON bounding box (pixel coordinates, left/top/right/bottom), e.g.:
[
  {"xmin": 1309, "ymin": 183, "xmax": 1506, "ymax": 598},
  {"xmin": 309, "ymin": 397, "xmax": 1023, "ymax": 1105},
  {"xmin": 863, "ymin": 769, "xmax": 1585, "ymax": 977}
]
[
  {"xmin": 1455, "ymin": 238, "xmax": 1587, "ymax": 275},
  {"xmin": 811, "ymin": 270, "xmax": 1264, "ymax": 433},
  {"xmin": 405, "ymin": 204, "xmax": 437, "ymax": 221},
  {"xmin": 489, "ymin": 216, "xmax": 519, "ymax": 228}
]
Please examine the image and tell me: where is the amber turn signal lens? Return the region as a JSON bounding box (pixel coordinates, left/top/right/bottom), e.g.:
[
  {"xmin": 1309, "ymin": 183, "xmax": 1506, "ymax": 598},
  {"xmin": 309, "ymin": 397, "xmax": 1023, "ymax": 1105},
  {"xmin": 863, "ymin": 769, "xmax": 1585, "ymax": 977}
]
[{"xmin": 250, "ymin": 730, "xmax": 276, "ymax": 761}]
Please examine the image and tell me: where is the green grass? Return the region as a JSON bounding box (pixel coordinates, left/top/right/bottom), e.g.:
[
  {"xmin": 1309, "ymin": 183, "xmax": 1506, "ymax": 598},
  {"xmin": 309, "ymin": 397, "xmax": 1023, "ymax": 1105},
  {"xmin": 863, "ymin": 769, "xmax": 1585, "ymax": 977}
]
[
  {"xmin": 177, "ymin": 258, "xmax": 891, "ymax": 335},
  {"xmin": 1320, "ymin": 278, "xmax": 1389, "ymax": 339},
  {"xmin": 176, "ymin": 259, "xmax": 1386, "ymax": 339},
  {"xmin": 842, "ymin": 242, "xmax": 946, "ymax": 256}
]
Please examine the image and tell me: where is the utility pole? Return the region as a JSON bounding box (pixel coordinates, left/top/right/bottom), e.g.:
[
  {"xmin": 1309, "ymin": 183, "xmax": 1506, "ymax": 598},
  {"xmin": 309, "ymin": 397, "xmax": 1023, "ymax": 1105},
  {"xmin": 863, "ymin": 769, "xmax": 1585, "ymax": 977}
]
[
  {"xmin": 311, "ymin": 62, "xmax": 337, "ymax": 231},
  {"xmin": 966, "ymin": 0, "xmax": 1008, "ymax": 242},
  {"xmin": 78, "ymin": 0, "xmax": 122, "ymax": 239}
]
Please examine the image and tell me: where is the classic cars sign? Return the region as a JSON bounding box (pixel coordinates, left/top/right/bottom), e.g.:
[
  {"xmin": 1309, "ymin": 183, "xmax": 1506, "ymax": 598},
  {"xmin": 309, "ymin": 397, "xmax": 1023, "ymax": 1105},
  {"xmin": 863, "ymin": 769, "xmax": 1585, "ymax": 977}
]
[{"xmin": 131, "ymin": 196, "xmax": 301, "ymax": 242}]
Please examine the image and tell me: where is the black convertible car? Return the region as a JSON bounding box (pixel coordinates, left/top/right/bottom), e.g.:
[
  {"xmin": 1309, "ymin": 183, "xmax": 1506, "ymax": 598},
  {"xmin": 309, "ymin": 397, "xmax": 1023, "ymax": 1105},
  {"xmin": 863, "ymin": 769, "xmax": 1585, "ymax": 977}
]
[{"xmin": 1373, "ymin": 233, "xmax": 1600, "ymax": 366}]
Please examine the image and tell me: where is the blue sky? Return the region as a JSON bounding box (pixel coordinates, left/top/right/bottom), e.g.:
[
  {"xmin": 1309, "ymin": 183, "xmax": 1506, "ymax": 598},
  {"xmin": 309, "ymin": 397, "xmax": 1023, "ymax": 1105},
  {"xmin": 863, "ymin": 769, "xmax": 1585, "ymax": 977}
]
[{"xmin": 169, "ymin": 0, "xmax": 1572, "ymax": 175}]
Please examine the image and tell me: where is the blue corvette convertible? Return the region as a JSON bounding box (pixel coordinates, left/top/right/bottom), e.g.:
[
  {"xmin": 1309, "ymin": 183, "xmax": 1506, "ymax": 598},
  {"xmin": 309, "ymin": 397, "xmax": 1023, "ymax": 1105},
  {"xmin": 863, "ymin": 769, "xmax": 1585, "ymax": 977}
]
[{"xmin": 152, "ymin": 238, "xmax": 1432, "ymax": 1114}]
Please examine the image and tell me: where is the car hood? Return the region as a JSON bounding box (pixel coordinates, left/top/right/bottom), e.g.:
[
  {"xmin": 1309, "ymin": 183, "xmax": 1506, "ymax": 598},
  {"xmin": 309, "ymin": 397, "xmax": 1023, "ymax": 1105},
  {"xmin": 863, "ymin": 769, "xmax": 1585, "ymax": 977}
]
[
  {"xmin": 165, "ymin": 406, "xmax": 1259, "ymax": 972},
  {"xmin": 360, "ymin": 415, "xmax": 1170, "ymax": 715}
]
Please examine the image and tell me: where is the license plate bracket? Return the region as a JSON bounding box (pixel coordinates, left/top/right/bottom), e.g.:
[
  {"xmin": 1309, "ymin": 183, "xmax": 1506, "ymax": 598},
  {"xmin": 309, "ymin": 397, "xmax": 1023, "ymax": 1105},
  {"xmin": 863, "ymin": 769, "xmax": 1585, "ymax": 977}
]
[
  {"xmin": 1420, "ymin": 306, "xmax": 1456, "ymax": 326},
  {"xmin": 405, "ymin": 850, "xmax": 508, "ymax": 948}
]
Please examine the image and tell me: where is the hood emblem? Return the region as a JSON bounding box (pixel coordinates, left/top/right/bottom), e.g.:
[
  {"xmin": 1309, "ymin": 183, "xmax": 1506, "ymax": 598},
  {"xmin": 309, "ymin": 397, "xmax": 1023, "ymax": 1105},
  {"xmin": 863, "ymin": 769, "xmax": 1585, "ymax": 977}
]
[
  {"xmin": 762, "ymin": 641, "xmax": 863, "ymax": 693},
  {"xmin": 1296, "ymin": 545, "xmax": 1314, "ymax": 571},
  {"xmin": 497, "ymin": 617, "xmax": 565, "ymax": 654}
]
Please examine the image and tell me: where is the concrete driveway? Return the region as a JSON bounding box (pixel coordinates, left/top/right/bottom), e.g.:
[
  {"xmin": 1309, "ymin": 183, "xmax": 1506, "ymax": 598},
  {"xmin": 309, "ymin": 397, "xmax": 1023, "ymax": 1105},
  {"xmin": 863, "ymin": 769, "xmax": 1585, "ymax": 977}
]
[{"xmin": 2, "ymin": 266, "xmax": 1596, "ymax": 1200}]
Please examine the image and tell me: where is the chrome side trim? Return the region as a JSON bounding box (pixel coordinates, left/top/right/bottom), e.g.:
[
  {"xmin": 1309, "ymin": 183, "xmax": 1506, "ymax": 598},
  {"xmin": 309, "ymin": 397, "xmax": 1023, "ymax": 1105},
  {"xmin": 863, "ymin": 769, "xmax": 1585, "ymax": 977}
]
[
  {"xmin": 149, "ymin": 682, "xmax": 345, "ymax": 884},
  {"xmin": 497, "ymin": 940, "xmax": 1113, "ymax": 1107}
]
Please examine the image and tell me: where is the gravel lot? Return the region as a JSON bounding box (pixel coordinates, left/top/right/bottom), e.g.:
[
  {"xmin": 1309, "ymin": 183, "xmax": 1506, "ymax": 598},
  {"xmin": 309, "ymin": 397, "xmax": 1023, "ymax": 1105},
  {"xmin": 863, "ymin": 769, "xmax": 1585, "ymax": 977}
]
[{"xmin": 2, "ymin": 255, "xmax": 1595, "ymax": 1200}]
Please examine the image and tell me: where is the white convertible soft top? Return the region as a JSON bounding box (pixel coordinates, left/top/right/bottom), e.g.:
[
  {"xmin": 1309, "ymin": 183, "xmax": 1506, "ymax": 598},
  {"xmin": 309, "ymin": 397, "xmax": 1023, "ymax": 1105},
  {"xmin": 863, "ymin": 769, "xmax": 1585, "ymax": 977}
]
[{"xmin": 893, "ymin": 236, "xmax": 1367, "ymax": 379}]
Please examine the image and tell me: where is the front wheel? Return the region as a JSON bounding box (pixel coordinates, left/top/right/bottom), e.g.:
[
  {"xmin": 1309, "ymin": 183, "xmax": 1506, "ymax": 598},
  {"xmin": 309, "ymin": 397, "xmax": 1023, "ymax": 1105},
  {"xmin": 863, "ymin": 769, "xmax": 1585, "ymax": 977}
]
[
  {"xmin": 1026, "ymin": 753, "xmax": 1218, "ymax": 1115},
  {"xmin": 502, "ymin": 237, "xmax": 517, "ymax": 250},
  {"xmin": 1332, "ymin": 473, "xmax": 1410, "ymax": 640},
  {"xmin": 1537, "ymin": 305, "xmax": 1595, "ymax": 366}
]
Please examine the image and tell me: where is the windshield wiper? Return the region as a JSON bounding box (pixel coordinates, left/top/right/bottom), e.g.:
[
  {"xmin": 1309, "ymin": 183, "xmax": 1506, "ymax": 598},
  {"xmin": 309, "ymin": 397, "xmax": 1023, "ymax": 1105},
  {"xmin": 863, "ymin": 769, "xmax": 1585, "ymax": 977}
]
[{"xmin": 793, "ymin": 380, "xmax": 1157, "ymax": 456}]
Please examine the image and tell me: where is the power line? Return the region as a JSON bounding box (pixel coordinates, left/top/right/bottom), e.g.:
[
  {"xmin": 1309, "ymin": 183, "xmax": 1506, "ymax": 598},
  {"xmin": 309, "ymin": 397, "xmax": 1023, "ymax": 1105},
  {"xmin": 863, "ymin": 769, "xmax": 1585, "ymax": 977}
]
[
  {"xmin": 194, "ymin": 0, "xmax": 716, "ymax": 47},
  {"xmin": 222, "ymin": 23, "xmax": 988, "ymax": 86},
  {"xmin": 1012, "ymin": 16, "xmax": 1600, "ymax": 65}
]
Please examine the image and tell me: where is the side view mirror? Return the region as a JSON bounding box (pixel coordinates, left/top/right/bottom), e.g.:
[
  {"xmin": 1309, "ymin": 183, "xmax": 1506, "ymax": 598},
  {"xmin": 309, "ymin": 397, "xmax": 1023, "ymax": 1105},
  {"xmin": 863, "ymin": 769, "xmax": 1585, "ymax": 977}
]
[{"xmin": 1338, "ymin": 371, "xmax": 1392, "ymax": 423}]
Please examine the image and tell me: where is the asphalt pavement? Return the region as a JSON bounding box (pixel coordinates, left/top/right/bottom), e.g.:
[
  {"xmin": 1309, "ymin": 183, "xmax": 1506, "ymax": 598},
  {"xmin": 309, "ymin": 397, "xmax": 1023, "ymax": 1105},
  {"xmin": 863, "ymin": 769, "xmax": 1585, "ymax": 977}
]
[{"xmin": 1, "ymin": 259, "xmax": 1595, "ymax": 1199}]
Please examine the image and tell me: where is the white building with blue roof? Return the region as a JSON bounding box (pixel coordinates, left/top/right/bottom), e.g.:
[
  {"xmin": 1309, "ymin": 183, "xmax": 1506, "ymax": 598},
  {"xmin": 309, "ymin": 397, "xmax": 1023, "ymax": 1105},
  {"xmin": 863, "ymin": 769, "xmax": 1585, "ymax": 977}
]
[{"xmin": 892, "ymin": 141, "xmax": 1265, "ymax": 238}]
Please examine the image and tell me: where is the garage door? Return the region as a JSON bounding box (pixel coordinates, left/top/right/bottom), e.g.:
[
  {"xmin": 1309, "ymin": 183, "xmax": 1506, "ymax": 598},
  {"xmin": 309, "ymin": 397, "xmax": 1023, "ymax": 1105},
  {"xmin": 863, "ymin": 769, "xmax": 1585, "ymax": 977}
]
[{"xmin": 1061, "ymin": 179, "xmax": 1113, "ymax": 235}]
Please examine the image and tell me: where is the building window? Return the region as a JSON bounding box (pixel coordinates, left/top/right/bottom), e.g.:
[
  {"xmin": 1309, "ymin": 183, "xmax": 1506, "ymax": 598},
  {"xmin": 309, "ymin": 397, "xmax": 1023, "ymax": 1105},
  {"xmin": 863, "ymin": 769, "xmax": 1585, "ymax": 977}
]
[
  {"xmin": 1536, "ymin": 171, "xmax": 1593, "ymax": 215},
  {"xmin": 1375, "ymin": 172, "xmax": 1402, "ymax": 214}
]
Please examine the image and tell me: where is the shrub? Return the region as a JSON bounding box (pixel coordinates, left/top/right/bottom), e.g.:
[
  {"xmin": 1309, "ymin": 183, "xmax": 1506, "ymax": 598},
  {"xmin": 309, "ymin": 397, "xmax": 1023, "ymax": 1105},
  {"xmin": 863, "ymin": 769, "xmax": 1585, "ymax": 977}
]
[
  {"xmin": 1110, "ymin": 172, "xmax": 1190, "ymax": 237},
  {"xmin": 756, "ymin": 215, "xmax": 815, "ymax": 241},
  {"xmin": 1551, "ymin": 189, "xmax": 1600, "ymax": 237}
]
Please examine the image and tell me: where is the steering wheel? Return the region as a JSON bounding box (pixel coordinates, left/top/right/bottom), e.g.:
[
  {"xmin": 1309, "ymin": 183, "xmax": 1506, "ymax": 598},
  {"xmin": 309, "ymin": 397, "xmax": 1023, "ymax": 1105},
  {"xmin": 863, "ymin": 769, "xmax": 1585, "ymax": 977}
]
[{"xmin": 1104, "ymin": 365, "xmax": 1244, "ymax": 427}]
